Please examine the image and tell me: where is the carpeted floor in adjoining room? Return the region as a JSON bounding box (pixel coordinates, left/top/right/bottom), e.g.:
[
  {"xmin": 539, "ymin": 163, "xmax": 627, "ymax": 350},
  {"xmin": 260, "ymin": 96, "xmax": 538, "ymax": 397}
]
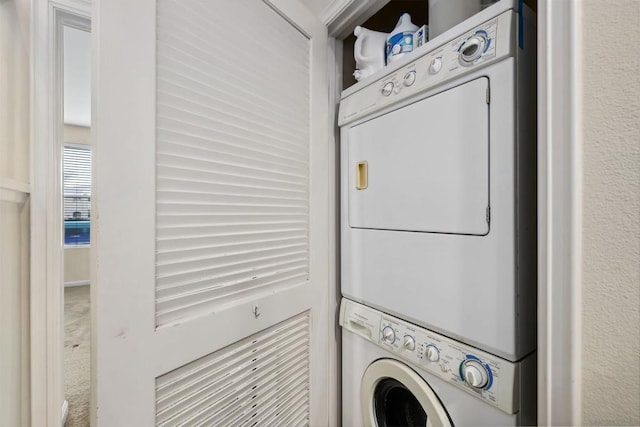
[{"xmin": 64, "ymin": 285, "xmax": 91, "ymax": 427}]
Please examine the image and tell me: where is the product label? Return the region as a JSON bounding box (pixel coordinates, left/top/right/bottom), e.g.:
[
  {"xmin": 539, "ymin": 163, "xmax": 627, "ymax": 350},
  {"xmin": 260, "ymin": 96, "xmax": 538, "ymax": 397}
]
[
  {"xmin": 414, "ymin": 26, "xmax": 429, "ymax": 49},
  {"xmin": 386, "ymin": 31, "xmax": 414, "ymax": 62}
]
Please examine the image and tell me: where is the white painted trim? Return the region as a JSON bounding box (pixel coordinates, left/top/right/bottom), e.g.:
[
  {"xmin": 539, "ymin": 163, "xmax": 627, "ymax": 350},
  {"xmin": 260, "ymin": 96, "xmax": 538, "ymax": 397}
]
[
  {"xmin": 0, "ymin": 177, "xmax": 30, "ymax": 204},
  {"xmin": 63, "ymin": 141, "xmax": 90, "ymax": 150},
  {"xmin": 326, "ymin": 35, "xmax": 343, "ymax": 427},
  {"xmin": 0, "ymin": 188, "xmax": 30, "ymax": 204},
  {"xmin": 537, "ymin": 0, "xmax": 582, "ymax": 425},
  {"xmin": 0, "ymin": 176, "xmax": 31, "ymax": 195},
  {"xmin": 64, "ymin": 280, "xmax": 90, "ymax": 287},
  {"xmin": 323, "ymin": 0, "xmax": 389, "ymax": 39},
  {"xmin": 61, "ymin": 399, "xmax": 69, "ymax": 426},
  {"xmin": 319, "ymin": 0, "xmax": 355, "ymax": 26},
  {"xmin": 31, "ymin": 1, "xmax": 91, "ymax": 426}
]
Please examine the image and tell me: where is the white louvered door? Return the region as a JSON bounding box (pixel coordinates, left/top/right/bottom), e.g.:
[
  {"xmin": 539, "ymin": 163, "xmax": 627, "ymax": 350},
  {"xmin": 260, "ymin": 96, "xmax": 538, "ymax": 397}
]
[{"xmin": 92, "ymin": 0, "xmax": 329, "ymax": 425}]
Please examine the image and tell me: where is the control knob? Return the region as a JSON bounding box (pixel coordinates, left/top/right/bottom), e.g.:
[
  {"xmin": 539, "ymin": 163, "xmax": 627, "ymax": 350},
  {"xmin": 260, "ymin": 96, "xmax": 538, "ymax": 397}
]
[
  {"xmin": 459, "ymin": 33, "xmax": 487, "ymax": 64},
  {"xmin": 425, "ymin": 345, "xmax": 440, "ymax": 362},
  {"xmin": 403, "ymin": 71, "xmax": 416, "ymax": 86},
  {"xmin": 461, "ymin": 359, "xmax": 489, "ymax": 389},
  {"xmin": 381, "ymin": 81, "xmax": 394, "ymax": 96},
  {"xmin": 382, "ymin": 326, "xmax": 396, "ymax": 344},
  {"xmin": 403, "ymin": 335, "xmax": 416, "ymax": 351},
  {"xmin": 429, "ymin": 57, "xmax": 442, "ymax": 74}
]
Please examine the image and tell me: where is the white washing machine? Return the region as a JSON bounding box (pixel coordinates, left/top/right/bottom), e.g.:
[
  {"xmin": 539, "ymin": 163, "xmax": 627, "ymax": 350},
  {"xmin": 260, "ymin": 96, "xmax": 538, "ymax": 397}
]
[
  {"xmin": 340, "ymin": 298, "xmax": 536, "ymax": 426},
  {"xmin": 339, "ymin": 0, "xmax": 536, "ymax": 362}
]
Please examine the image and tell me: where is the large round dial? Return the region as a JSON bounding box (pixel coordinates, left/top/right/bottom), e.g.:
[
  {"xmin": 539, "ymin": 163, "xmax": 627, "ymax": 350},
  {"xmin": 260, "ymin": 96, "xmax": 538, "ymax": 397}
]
[
  {"xmin": 459, "ymin": 34, "xmax": 487, "ymax": 64},
  {"xmin": 461, "ymin": 360, "xmax": 489, "ymax": 388},
  {"xmin": 382, "ymin": 326, "xmax": 396, "ymax": 344}
]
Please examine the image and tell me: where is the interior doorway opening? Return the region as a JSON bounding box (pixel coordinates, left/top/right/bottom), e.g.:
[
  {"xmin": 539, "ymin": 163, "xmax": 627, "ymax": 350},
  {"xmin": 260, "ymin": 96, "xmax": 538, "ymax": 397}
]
[{"xmin": 61, "ymin": 21, "xmax": 91, "ymax": 427}]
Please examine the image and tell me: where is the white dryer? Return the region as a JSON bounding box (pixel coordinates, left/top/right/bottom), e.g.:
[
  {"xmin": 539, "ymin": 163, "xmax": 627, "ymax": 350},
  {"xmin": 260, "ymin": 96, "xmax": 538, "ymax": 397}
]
[
  {"xmin": 340, "ymin": 298, "xmax": 536, "ymax": 426},
  {"xmin": 339, "ymin": 1, "xmax": 536, "ymax": 361}
]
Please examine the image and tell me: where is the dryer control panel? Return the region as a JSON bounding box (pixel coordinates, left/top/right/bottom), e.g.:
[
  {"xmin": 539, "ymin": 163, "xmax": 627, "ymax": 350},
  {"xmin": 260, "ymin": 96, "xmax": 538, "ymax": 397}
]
[
  {"xmin": 339, "ymin": 298, "xmax": 535, "ymax": 415},
  {"xmin": 339, "ymin": 8, "xmax": 515, "ymax": 126}
]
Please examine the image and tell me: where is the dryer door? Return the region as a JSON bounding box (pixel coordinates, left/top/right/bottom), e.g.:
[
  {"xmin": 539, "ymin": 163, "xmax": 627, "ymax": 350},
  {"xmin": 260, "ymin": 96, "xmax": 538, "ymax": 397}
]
[
  {"xmin": 347, "ymin": 77, "xmax": 489, "ymax": 235},
  {"xmin": 361, "ymin": 359, "xmax": 453, "ymax": 427}
]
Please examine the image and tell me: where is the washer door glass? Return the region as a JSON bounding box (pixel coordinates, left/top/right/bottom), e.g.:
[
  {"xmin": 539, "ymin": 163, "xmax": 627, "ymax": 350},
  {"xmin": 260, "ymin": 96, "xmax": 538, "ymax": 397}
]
[
  {"xmin": 362, "ymin": 359, "xmax": 452, "ymax": 427},
  {"xmin": 373, "ymin": 378, "xmax": 427, "ymax": 426}
]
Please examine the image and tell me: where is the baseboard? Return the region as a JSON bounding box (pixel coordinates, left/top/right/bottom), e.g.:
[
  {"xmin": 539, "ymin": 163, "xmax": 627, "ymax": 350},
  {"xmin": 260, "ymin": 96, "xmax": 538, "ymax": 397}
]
[
  {"xmin": 61, "ymin": 399, "xmax": 69, "ymax": 426},
  {"xmin": 64, "ymin": 280, "xmax": 90, "ymax": 287}
]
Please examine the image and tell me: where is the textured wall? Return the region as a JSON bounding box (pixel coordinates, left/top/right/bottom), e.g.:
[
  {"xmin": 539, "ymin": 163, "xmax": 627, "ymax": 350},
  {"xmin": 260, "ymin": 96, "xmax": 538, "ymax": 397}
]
[{"xmin": 581, "ymin": 0, "xmax": 640, "ymax": 425}]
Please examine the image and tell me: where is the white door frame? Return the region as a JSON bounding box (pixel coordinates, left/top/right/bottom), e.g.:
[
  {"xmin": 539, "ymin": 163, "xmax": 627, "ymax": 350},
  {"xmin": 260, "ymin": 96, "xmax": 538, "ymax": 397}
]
[
  {"xmin": 536, "ymin": 0, "xmax": 583, "ymax": 425},
  {"xmin": 31, "ymin": 0, "xmax": 91, "ymax": 425}
]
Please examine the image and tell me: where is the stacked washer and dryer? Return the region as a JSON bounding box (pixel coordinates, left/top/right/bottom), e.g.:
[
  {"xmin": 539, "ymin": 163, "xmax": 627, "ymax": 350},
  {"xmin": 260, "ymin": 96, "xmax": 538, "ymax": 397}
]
[{"xmin": 338, "ymin": 1, "xmax": 537, "ymax": 425}]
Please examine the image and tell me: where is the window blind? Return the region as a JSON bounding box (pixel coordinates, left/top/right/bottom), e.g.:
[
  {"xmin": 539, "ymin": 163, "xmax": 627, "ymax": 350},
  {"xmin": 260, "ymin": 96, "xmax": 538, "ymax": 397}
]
[{"xmin": 63, "ymin": 145, "xmax": 92, "ymax": 246}]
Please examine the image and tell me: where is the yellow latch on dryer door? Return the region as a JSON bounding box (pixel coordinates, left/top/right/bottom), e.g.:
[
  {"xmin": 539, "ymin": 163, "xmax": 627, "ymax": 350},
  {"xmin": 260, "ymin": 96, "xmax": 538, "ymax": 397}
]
[{"xmin": 356, "ymin": 161, "xmax": 368, "ymax": 190}]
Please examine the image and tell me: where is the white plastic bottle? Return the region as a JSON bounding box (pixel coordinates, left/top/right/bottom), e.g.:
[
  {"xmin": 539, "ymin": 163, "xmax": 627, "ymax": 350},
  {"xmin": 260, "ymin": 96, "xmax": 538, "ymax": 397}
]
[
  {"xmin": 353, "ymin": 26, "xmax": 388, "ymax": 81},
  {"xmin": 386, "ymin": 13, "xmax": 419, "ymax": 64},
  {"xmin": 428, "ymin": 0, "xmax": 481, "ymax": 39}
]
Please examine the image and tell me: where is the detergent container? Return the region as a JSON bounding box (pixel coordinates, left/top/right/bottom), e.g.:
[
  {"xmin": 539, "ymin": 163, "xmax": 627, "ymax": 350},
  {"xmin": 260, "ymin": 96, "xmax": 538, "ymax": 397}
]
[
  {"xmin": 353, "ymin": 26, "xmax": 388, "ymax": 81},
  {"xmin": 386, "ymin": 13, "xmax": 419, "ymax": 64}
]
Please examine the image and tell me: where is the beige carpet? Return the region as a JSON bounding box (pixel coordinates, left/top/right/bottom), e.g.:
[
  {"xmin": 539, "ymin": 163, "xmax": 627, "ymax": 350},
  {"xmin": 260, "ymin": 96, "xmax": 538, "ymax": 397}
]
[{"xmin": 64, "ymin": 285, "xmax": 91, "ymax": 427}]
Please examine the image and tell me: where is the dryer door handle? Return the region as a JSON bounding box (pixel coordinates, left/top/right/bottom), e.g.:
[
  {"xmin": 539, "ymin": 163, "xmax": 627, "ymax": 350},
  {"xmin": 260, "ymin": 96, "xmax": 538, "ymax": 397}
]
[{"xmin": 356, "ymin": 161, "xmax": 368, "ymax": 190}]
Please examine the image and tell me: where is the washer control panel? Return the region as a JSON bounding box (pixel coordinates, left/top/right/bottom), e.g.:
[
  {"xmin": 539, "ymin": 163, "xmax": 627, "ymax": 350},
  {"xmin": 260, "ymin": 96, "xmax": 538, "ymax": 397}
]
[
  {"xmin": 339, "ymin": 9, "xmax": 514, "ymax": 126},
  {"xmin": 339, "ymin": 298, "xmax": 532, "ymax": 415}
]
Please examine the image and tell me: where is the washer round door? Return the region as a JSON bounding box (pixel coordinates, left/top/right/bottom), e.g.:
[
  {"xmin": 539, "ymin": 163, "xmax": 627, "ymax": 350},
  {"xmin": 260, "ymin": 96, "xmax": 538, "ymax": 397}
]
[{"xmin": 361, "ymin": 359, "xmax": 453, "ymax": 427}]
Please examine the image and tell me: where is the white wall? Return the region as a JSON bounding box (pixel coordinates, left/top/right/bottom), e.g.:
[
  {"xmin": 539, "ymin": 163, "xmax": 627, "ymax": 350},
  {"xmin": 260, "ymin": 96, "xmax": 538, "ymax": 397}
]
[
  {"xmin": 64, "ymin": 244, "xmax": 91, "ymax": 284},
  {"xmin": 0, "ymin": 0, "xmax": 30, "ymax": 183},
  {"xmin": 0, "ymin": 0, "xmax": 31, "ymax": 426},
  {"xmin": 580, "ymin": 0, "xmax": 640, "ymax": 425},
  {"xmin": 64, "ymin": 26, "xmax": 91, "ymax": 127},
  {"xmin": 64, "ymin": 125, "xmax": 91, "ymax": 284}
]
